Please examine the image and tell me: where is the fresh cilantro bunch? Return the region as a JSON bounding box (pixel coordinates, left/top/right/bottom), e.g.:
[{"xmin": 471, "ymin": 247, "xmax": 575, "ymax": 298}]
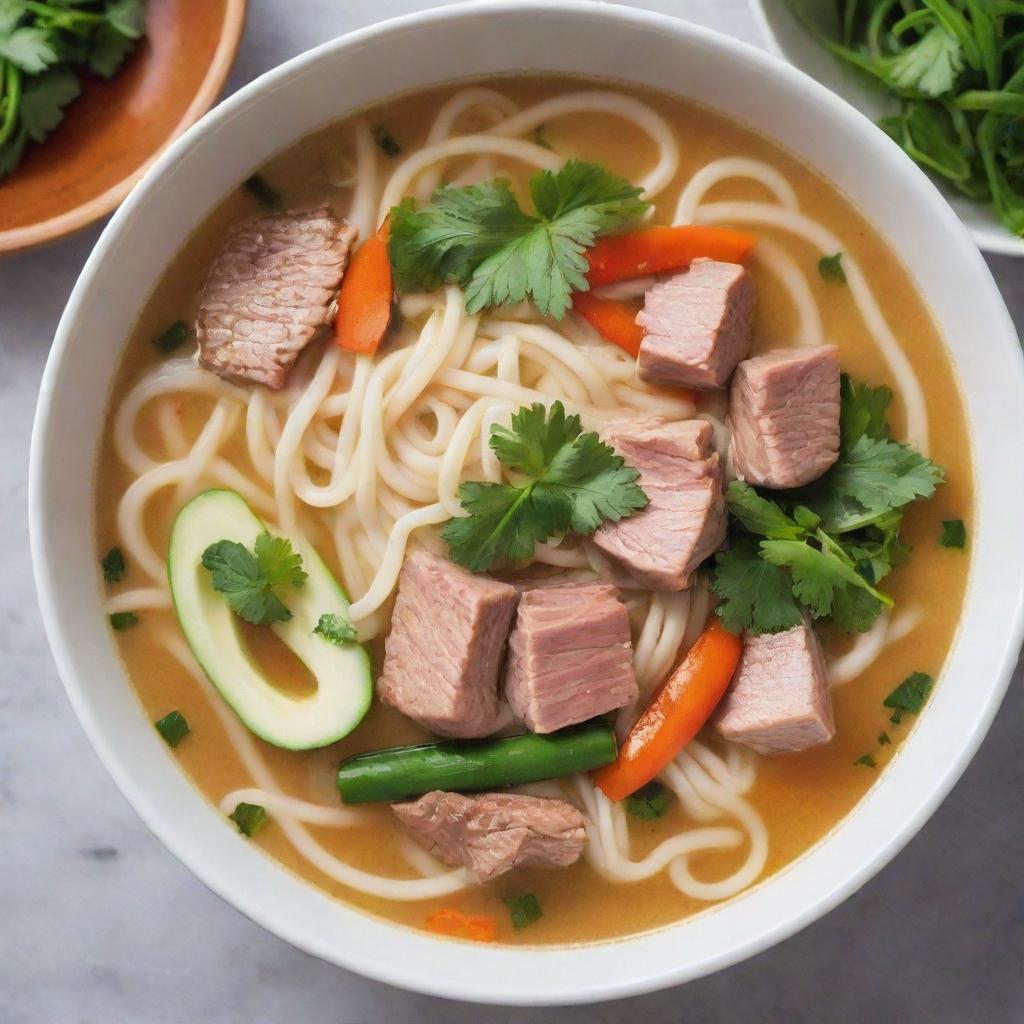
[
  {"xmin": 0, "ymin": 0, "xmax": 146, "ymax": 178},
  {"xmin": 788, "ymin": 1, "xmax": 1024, "ymax": 236},
  {"xmin": 712, "ymin": 374, "xmax": 944, "ymax": 635},
  {"xmin": 442, "ymin": 401, "xmax": 648, "ymax": 572},
  {"xmin": 201, "ymin": 532, "xmax": 308, "ymax": 626},
  {"xmin": 388, "ymin": 160, "xmax": 649, "ymax": 318}
]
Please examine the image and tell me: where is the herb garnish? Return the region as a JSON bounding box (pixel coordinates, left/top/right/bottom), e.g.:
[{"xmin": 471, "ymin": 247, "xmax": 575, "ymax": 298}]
[
  {"xmin": 313, "ymin": 613, "xmax": 357, "ymax": 645},
  {"xmin": 243, "ymin": 173, "xmax": 280, "ymax": 209},
  {"xmin": 154, "ymin": 710, "xmax": 190, "ymax": 748},
  {"xmin": 388, "ymin": 160, "xmax": 649, "ymax": 318},
  {"xmin": 853, "ymin": 753, "xmax": 877, "ymax": 768},
  {"xmin": 372, "ymin": 123, "xmax": 401, "ymax": 157},
  {"xmin": 441, "ymin": 401, "xmax": 647, "ymax": 572},
  {"xmin": 109, "ymin": 610, "xmax": 138, "ymax": 631},
  {"xmin": 625, "ymin": 780, "xmax": 671, "ymax": 820},
  {"xmin": 940, "ymin": 519, "xmax": 967, "ymax": 549},
  {"xmin": 883, "ymin": 671, "xmax": 934, "ymax": 724},
  {"xmin": 101, "ymin": 546, "xmax": 126, "ymax": 583},
  {"xmin": 503, "ymin": 893, "xmax": 543, "ymax": 929},
  {"xmin": 0, "ymin": 1, "xmax": 146, "ymax": 179},
  {"xmin": 201, "ymin": 532, "xmax": 307, "ymax": 626},
  {"xmin": 229, "ymin": 802, "xmax": 268, "ymax": 838},
  {"xmin": 878, "ymin": 731, "xmax": 892, "ymax": 745},
  {"xmin": 712, "ymin": 374, "xmax": 943, "ymax": 635},
  {"xmin": 818, "ymin": 252, "xmax": 847, "ymax": 284},
  {"xmin": 152, "ymin": 320, "xmax": 190, "ymax": 355}
]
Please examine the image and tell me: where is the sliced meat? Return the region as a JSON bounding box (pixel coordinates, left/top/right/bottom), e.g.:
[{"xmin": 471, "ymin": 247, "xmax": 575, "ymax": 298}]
[
  {"xmin": 591, "ymin": 418, "xmax": 726, "ymax": 590},
  {"xmin": 197, "ymin": 207, "xmax": 358, "ymax": 389},
  {"xmin": 728, "ymin": 345, "xmax": 841, "ymax": 489},
  {"xmin": 504, "ymin": 583, "xmax": 637, "ymax": 734},
  {"xmin": 714, "ymin": 619, "xmax": 835, "ymax": 754},
  {"xmin": 393, "ymin": 791, "xmax": 586, "ymax": 882},
  {"xmin": 379, "ymin": 551, "xmax": 519, "ymax": 738},
  {"xmin": 636, "ymin": 259, "xmax": 755, "ymax": 389}
]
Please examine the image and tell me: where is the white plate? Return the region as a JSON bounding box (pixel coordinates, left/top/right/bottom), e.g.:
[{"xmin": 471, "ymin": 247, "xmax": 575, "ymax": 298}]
[{"xmin": 750, "ymin": 0, "xmax": 1024, "ymax": 257}]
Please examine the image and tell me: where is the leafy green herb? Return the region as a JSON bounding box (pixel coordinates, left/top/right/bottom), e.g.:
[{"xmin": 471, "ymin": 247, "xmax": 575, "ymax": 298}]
[
  {"xmin": 152, "ymin": 320, "xmax": 190, "ymax": 355},
  {"xmin": 878, "ymin": 731, "xmax": 892, "ymax": 745},
  {"xmin": 712, "ymin": 375, "xmax": 943, "ymax": 635},
  {"xmin": 154, "ymin": 710, "xmax": 190, "ymax": 748},
  {"xmin": 625, "ymin": 781, "xmax": 671, "ymax": 821},
  {"xmin": 101, "ymin": 546, "xmax": 126, "ymax": 583},
  {"xmin": 372, "ymin": 123, "xmax": 401, "ymax": 157},
  {"xmin": 201, "ymin": 532, "xmax": 307, "ymax": 626},
  {"xmin": 242, "ymin": 173, "xmax": 280, "ymax": 208},
  {"xmin": 503, "ymin": 893, "xmax": 543, "ymax": 929},
  {"xmin": 818, "ymin": 252, "xmax": 847, "ymax": 284},
  {"xmin": 229, "ymin": 802, "xmax": 268, "ymax": 838},
  {"xmin": 441, "ymin": 401, "xmax": 647, "ymax": 571},
  {"xmin": 109, "ymin": 611, "xmax": 138, "ymax": 631},
  {"xmin": 884, "ymin": 671, "xmax": 934, "ymax": 724},
  {"xmin": 389, "ymin": 160, "xmax": 649, "ymax": 318},
  {"xmin": 313, "ymin": 613, "xmax": 358, "ymax": 645},
  {"xmin": 854, "ymin": 753, "xmax": 877, "ymax": 768},
  {"xmin": 940, "ymin": 519, "xmax": 967, "ymax": 549},
  {"xmin": 0, "ymin": 0, "xmax": 146, "ymax": 178}
]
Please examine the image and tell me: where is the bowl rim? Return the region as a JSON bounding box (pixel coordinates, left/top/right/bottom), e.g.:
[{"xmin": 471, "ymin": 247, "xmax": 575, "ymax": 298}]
[
  {"xmin": 29, "ymin": 0, "xmax": 1024, "ymax": 1005},
  {"xmin": 0, "ymin": 0, "xmax": 249, "ymax": 255},
  {"xmin": 747, "ymin": 0, "xmax": 1024, "ymax": 258}
]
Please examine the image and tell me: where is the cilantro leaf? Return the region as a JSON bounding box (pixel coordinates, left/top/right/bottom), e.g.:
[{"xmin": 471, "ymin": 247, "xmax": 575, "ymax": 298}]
[
  {"xmin": 19, "ymin": 68, "xmax": 80, "ymax": 142},
  {"xmin": 0, "ymin": 26, "xmax": 57, "ymax": 73},
  {"xmin": 725, "ymin": 481, "xmax": 806, "ymax": 540},
  {"xmin": 89, "ymin": 23, "xmax": 136, "ymax": 78},
  {"xmin": 0, "ymin": 1, "xmax": 24, "ymax": 36},
  {"xmin": 441, "ymin": 401, "xmax": 647, "ymax": 572},
  {"xmin": 389, "ymin": 160, "xmax": 648, "ymax": 318},
  {"xmin": 712, "ymin": 542, "xmax": 803, "ymax": 635},
  {"xmin": 503, "ymin": 893, "xmax": 542, "ymax": 929},
  {"xmin": 887, "ymin": 26, "xmax": 963, "ymax": 99},
  {"xmin": 853, "ymin": 753, "xmax": 877, "ymax": 769},
  {"xmin": 105, "ymin": 0, "xmax": 146, "ymax": 40},
  {"xmin": 940, "ymin": 519, "xmax": 967, "ymax": 549},
  {"xmin": 884, "ymin": 671, "xmax": 934, "ymax": 723},
  {"xmin": 313, "ymin": 613, "xmax": 358, "ymax": 645},
  {"xmin": 201, "ymin": 534, "xmax": 305, "ymax": 625},
  {"xmin": 818, "ymin": 252, "xmax": 847, "ymax": 284},
  {"xmin": 626, "ymin": 781, "xmax": 671, "ymax": 820},
  {"xmin": 839, "ymin": 373, "xmax": 891, "ymax": 448}
]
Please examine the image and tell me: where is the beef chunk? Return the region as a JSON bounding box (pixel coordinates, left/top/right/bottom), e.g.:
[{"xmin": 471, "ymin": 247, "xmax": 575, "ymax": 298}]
[
  {"xmin": 636, "ymin": 259, "xmax": 754, "ymax": 389},
  {"xmin": 197, "ymin": 207, "xmax": 357, "ymax": 389},
  {"xmin": 728, "ymin": 345, "xmax": 841, "ymax": 489},
  {"xmin": 715, "ymin": 619, "xmax": 835, "ymax": 754},
  {"xmin": 504, "ymin": 583, "xmax": 637, "ymax": 734},
  {"xmin": 379, "ymin": 552, "xmax": 519, "ymax": 738},
  {"xmin": 591, "ymin": 418, "xmax": 726, "ymax": 590},
  {"xmin": 393, "ymin": 791, "xmax": 586, "ymax": 882}
]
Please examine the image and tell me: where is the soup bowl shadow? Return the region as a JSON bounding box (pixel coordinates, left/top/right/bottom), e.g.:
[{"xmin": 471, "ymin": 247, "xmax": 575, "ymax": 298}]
[{"xmin": 29, "ymin": 0, "xmax": 1024, "ymax": 1006}]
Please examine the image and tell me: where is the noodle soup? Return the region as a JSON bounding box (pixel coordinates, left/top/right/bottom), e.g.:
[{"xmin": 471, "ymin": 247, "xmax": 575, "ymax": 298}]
[{"xmin": 95, "ymin": 76, "xmax": 971, "ymax": 946}]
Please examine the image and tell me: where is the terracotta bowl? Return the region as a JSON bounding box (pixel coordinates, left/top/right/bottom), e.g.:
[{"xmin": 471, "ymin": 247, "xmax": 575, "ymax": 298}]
[{"xmin": 0, "ymin": 0, "xmax": 247, "ymax": 254}]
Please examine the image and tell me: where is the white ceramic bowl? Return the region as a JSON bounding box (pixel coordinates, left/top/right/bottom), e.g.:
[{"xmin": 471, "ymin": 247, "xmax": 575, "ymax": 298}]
[
  {"xmin": 750, "ymin": 0, "xmax": 1024, "ymax": 257},
  {"xmin": 30, "ymin": 0, "xmax": 1024, "ymax": 1006}
]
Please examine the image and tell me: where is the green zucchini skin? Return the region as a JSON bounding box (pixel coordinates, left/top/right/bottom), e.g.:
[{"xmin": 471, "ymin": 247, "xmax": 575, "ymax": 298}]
[{"xmin": 336, "ymin": 721, "xmax": 618, "ymax": 803}]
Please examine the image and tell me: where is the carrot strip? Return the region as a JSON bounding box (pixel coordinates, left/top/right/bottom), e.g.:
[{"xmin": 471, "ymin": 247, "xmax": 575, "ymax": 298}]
[
  {"xmin": 593, "ymin": 619, "xmax": 742, "ymax": 802},
  {"xmin": 571, "ymin": 291, "xmax": 645, "ymax": 358},
  {"xmin": 585, "ymin": 225, "xmax": 757, "ymax": 287},
  {"xmin": 425, "ymin": 908, "xmax": 497, "ymax": 942},
  {"xmin": 335, "ymin": 219, "xmax": 393, "ymax": 355}
]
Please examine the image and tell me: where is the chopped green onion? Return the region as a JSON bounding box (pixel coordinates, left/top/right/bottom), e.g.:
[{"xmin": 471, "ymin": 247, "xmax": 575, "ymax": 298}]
[
  {"xmin": 154, "ymin": 710, "xmax": 190, "ymax": 748},
  {"xmin": 152, "ymin": 320, "xmax": 190, "ymax": 354},
  {"xmin": 109, "ymin": 611, "xmax": 138, "ymax": 631},
  {"xmin": 373, "ymin": 124, "xmax": 401, "ymax": 157},
  {"xmin": 625, "ymin": 780, "xmax": 671, "ymax": 821},
  {"xmin": 503, "ymin": 893, "xmax": 543, "ymax": 929},
  {"xmin": 884, "ymin": 671, "xmax": 934, "ymax": 724},
  {"xmin": 243, "ymin": 173, "xmax": 280, "ymax": 208},
  {"xmin": 818, "ymin": 252, "xmax": 847, "ymax": 284},
  {"xmin": 940, "ymin": 519, "xmax": 967, "ymax": 549},
  {"xmin": 229, "ymin": 802, "xmax": 268, "ymax": 837},
  {"xmin": 854, "ymin": 753, "xmax": 877, "ymax": 768},
  {"xmin": 101, "ymin": 546, "xmax": 126, "ymax": 583}
]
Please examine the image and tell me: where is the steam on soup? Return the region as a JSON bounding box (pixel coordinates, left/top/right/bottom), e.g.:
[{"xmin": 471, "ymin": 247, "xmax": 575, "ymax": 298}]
[{"xmin": 95, "ymin": 76, "xmax": 971, "ymax": 946}]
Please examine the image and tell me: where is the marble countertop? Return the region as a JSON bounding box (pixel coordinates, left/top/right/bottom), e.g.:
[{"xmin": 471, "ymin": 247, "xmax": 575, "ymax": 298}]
[{"xmin": 2, "ymin": 2, "xmax": 1022, "ymax": 1020}]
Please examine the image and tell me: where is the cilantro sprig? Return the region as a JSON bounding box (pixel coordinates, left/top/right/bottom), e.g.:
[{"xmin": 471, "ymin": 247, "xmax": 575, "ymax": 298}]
[
  {"xmin": 0, "ymin": 0, "xmax": 146, "ymax": 179},
  {"xmin": 388, "ymin": 160, "xmax": 649, "ymax": 318},
  {"xmin": 201, "ymin": 532, "xmax": 308, "ymax": 626},
  {"xmin": 713, "ymin": 374, "xmax": 943, "ymax": 635},
  {"xmin": 441, "ymin": 401, "xmax": 648, "ymax": 572}
]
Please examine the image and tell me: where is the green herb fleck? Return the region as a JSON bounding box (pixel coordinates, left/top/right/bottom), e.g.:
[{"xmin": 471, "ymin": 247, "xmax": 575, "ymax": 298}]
[
  {"xmin": 625, "ymin": 781, "xmax": 671, "ymax": 821},
  {"xmin": 818, "ymin": 252, "xmax": 847, "ymax": 284},
  {"xmin": 884, "ymin": 671, "xmax": 934, "ymax": 724},
  {"xmin": 154, "ymin": 710, "xmax": 190, "ymax": 748},
  {"xmin": 854, "ymin": 753, "xmax": 877, "ymax": 768},
  {"xmin": 940, "ymin": 519, "xmax": 966, "ymax": 549},
  {"xmin": 243, "ymin": 173, "xmax": 280, "ymax": 208},
  {"xmin": 503, "ymin": 893, "xmax": 543, "ymax": 929},
  {"xmin": 373, "ymin": 124, "xmax": 401, "ymax": 157},
  {"xmin": 152, "ymin": 320, "xmax": 190, "ymax": 354},
  {"xmin": 109, "ymin": 611, "xmax": 138, "ymax": 631},
  {"xmin": 878, "ymin": 731, "xmax": 892, "ymax": 745},
  {"xmin": 229, "ymin": 802, "xmax": 268, "ymax": 838},
  {"xmin": 313, "ymin": 613, "xmax": 358, "ymax": 645},
  {"xmin": 101, "ymin": 546, "xmax": 126, "ymax": 583}
]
